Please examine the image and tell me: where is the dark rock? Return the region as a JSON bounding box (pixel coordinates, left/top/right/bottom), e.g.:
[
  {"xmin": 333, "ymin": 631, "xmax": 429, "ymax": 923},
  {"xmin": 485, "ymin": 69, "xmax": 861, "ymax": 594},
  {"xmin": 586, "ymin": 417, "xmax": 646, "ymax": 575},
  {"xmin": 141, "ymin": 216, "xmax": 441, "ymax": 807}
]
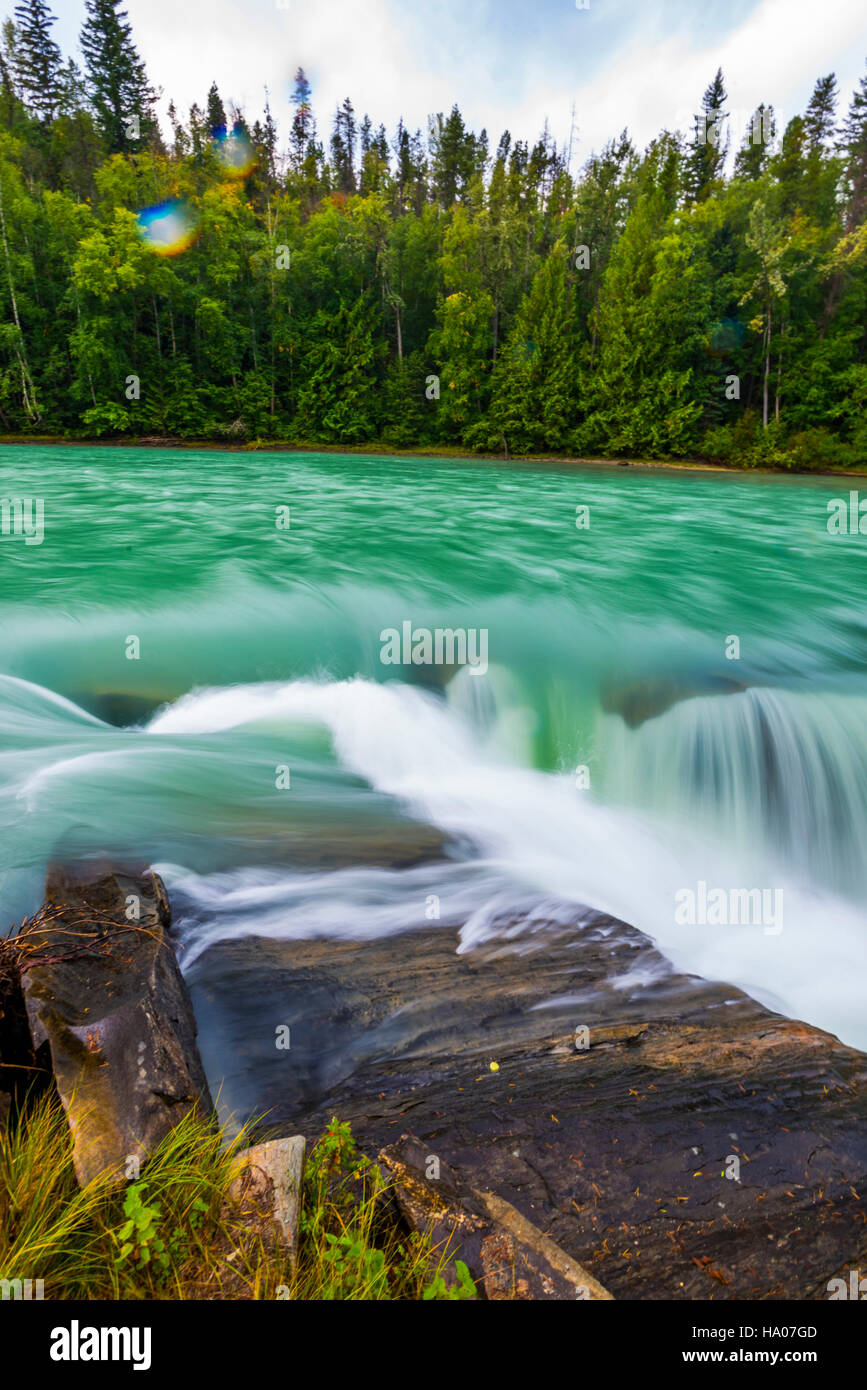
[
  {"xmin": 22, "ymin": 863, "xmax": 213, "ymax": 1185},
  {"xmin": 0, "ymin": 948, "xmax": 52, "ymax": 1123},
  {"xmin": 379, "ymin": 1133, "xmax": 612, "ymax": 1299},
  {"xmin": 601, "ymin": 672, "xmax": 748, "ymax": 727},
  {"xmin": 189, "ymin": 907, "xmax": 867, "ymax": 1299}
]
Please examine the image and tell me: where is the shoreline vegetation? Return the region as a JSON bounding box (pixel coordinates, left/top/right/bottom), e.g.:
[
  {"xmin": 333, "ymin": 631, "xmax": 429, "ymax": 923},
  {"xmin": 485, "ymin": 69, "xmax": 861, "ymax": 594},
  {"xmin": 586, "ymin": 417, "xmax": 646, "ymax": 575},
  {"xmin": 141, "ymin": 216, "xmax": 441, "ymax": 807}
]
[
  {"xmin": 1, "ymin": 434, "xmax": 866, "ymax": 478},
  {"xmin": 0, "ymin": 6, "xmax": 863, "ymax": 476},
  {"xmin": 0, "ymin": 1097, "xmax": 463, "ymax": 1301}
]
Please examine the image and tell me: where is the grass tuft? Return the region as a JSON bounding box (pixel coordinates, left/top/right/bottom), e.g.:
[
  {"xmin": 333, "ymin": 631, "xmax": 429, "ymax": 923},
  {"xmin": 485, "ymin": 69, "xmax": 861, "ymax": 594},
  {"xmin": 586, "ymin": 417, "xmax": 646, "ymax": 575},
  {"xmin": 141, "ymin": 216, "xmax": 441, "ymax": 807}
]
[{"xmin": 0, "ymin": 1097, "xmax": 475, "ymax": 1301}]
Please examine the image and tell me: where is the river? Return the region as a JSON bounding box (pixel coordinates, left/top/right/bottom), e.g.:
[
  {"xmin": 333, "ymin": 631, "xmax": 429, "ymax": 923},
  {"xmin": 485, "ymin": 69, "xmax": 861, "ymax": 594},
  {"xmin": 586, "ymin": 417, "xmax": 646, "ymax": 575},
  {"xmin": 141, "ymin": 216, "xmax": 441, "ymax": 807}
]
[{"xmin": 1, "ymin": 445, "xmax": 865, "ymax": 1059}]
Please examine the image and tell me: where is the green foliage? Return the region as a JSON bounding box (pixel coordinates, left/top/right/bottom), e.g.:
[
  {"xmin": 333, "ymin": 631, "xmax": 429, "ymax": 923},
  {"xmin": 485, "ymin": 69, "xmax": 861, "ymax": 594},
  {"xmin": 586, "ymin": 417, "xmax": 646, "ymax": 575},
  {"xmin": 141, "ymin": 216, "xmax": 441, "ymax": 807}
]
[
  {"xmin": 81, "ymin": 400, "xmax": 130, "ymax": 435},
  {"xmin": 0, "ymin": 23, "xmax": 862, "ymax": 470},
  {"xmin": 114, "ymin": 1182, "xmax": 170, "ymax": 1272},
  {"xmin": 320, "ymin": 1232, "xmax": 389, "ymax": 1299},
  {"xmin": 0, "ymin": 1094, "xmax": 465, "ymax": 1300},
  {"xmin": 422, "ymin": 1259, "xmax": 477, "ymax": 1300}
]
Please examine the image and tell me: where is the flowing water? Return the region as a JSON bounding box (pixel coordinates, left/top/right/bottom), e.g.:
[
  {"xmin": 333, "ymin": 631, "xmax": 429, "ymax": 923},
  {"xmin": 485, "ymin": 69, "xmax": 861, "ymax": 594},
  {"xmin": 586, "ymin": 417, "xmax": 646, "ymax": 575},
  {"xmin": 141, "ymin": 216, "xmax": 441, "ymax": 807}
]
[{"xmin": 1, "ymin": 445, "xmax": 865, "ymax": 1054}]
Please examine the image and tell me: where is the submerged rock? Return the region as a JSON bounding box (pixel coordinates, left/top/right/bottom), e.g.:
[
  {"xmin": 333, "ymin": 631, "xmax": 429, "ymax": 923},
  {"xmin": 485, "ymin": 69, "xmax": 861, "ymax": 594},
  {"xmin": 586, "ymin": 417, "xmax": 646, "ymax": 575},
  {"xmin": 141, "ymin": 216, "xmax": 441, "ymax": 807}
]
[
  {"xmin": 601, "ymin": 672, "xmax": 748, "ymax": 727},
  {"xmin": 21, "ymin": 862, "xmax": 213, "ymax": 1185}
]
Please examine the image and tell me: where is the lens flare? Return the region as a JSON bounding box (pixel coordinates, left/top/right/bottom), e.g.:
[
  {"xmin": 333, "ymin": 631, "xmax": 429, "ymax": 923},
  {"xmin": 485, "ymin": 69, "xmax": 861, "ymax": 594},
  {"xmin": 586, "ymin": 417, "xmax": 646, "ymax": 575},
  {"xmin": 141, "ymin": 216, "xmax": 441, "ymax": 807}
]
[
  {"xmin": 137, "ymin": 198, "xmax": 200, "ymax": 257},
  {"xmin": 706, "ymin": 318, "xmax": 746, "ymax": 357},
  {"xmin": 211, "ymin": 122, "xmax": 257, "ymax": 178}
]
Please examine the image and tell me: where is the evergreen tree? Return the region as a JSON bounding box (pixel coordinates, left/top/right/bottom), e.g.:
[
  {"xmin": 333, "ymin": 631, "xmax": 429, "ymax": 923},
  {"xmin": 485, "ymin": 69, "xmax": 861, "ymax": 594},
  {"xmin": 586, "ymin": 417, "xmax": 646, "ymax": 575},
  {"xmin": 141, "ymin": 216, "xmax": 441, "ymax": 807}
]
[
  {"xmin": 79, "ymin": 0, "xmax": 156, "ymax": 153},
  {"xmin": 0, "ymin": 21, "xmax": 19, "ymax": 130},
  {"xmin": 57, "ymin": 58, "xmax": 90, "ymax": 116},
  {"xmin": 430, "ymin": 104, "xmax": 475, "ymax": 207},
  {"xmin": 686, "ymin": 68, "xmax": 729, "ymax": 201},
  {"xmin": 486, "ymin": 247, "xmax": 579, "ymax": 453},
  {"xmin": 734, "ymin": 105, "xmax": 775, "ymax": 180},
  {"xmin": 804, "ymin": 74, "xmax": 838, "ymax": 150},
  {"xmin": 586, "ymin": 187, "xmax": 710, "ymax": 455},
  {"xmin": 839, "ymin": 62, "xmax": 867, "ymax": 229},
  {"xmin": 330, "ymin": 97, "xmax": 356, "ymax": 192},
  {"xmin": 289, "ymin": 67, "xmax": 313, "ymax": 169},
  {"xmin": 12, "ymin": 0, "xmax": 61, "ymax": 122},
  {"xmin": 206, "ymin": 81, "xmax": 226, "ymax": 134}
]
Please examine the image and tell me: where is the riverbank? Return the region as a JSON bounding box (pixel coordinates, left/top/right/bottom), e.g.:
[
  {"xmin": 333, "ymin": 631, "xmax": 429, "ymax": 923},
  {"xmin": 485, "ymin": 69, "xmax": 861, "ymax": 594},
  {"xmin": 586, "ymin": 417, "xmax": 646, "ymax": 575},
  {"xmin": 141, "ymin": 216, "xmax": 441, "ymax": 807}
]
[
  {"xmin": 5, "ymin": 863, "xmax": 867, "ymax": 1301},
  {"xmin": 1, "ymin": 433, "xmax": 865, "ymax": 477}
]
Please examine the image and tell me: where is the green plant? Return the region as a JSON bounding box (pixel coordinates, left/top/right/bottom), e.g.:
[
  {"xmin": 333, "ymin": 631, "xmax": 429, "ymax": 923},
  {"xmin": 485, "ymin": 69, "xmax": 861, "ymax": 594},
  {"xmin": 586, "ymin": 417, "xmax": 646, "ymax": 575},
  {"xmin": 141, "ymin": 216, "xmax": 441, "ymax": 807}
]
[
  {"xmin": 422, "ymin": 1259, "xmax": 477, "ymax": 1300},
  {"xmin": 320, "ymin": 1231, "xmax": 390, "ymax": 1299},
  {"xmin": 114, "ymin": 1182, "xmax": 170, "ymax": 1273}
]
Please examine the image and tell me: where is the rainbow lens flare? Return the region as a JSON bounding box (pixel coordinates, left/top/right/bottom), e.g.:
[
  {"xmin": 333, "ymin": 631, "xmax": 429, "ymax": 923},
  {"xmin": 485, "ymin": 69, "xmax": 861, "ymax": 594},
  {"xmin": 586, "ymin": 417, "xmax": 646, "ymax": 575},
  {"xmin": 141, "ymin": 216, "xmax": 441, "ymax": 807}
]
[
  {"xmin": 137, "ymin": 198, "xmax": 200, "ymax": 257},
  {"xmin": 211, "ymin": 122, "xmax": 257, "ymax": 178}
]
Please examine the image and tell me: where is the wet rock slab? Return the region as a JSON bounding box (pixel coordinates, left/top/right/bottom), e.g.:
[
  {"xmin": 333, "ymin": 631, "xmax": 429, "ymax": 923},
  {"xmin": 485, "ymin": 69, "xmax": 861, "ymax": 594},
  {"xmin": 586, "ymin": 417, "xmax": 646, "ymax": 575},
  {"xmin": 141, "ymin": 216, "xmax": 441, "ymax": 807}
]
[
  {"xmin": 379, "ymin": 1132, "xmax": 613, "ymax": 1299},
  {"xmin": 190, "ymin": 905, "xmax": 867, "ymax": 1299}
]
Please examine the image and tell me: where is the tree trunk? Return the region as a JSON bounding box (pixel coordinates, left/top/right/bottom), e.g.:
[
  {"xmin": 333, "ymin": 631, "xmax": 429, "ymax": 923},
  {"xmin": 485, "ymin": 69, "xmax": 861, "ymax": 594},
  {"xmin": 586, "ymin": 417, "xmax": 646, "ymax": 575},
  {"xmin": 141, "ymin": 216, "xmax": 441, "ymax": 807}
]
[
  {"xmin": 762, "ymin": 309, "xmax": 771, "ymax": 430},
  {"xmin": 0, "ymin": 176, "xmax": 39, "ymax": 421},
  {"xmin": 152, "ymin": 297, "xmax": 162, "ymax": 358}
]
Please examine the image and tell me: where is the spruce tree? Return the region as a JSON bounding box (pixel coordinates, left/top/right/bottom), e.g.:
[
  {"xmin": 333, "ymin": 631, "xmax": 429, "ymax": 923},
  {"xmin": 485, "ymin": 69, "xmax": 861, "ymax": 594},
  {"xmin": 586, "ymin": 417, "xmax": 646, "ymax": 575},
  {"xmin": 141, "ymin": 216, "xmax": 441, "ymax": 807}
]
[
  {"xmin": 12, "ymin": 0, "xmax": 61, "ymax": 122},
  {"xmin": 686, "ymin": 68, "xmax": 729, "ymax": 201},
  {"xmin": 487, "ymin": 248, "xmax": 579, "ymax": 453},
  {"xmin": 80, "ymin": 0, "xmax": 155, "ymax": 153},
  {"xmin": 289, "ymin": 67, "xmax": 313, "ymax": 169},
  {"xmin": 206, "ymin": 81, "xmax": 226, "ymax": 134},
  {"xmin": 734, "ymin": 104, "xmax": 774, "ymax": 180},
  {"xmin": 804, "ymin": 74, "xmax": 838, "ymax": 150},
  {"xmin": 839, "ymin": 63, "xmax": 867, "ymax": 229},
  {"xmin": 330, "ymin": 98, "xmax": 356, "ymax": 192},
  {"xmin": 0, "ymin": 22, "xmax": 18, "ymax": 130}
]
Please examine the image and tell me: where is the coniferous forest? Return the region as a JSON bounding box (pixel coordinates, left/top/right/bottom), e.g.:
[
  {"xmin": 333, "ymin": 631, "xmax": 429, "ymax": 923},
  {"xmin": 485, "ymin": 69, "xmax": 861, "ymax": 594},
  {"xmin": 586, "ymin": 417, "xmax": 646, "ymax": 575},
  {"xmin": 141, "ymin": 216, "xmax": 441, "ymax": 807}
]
[{"xmin": 0, "ymin": 0, "xmax": 866, "ymax": 468}]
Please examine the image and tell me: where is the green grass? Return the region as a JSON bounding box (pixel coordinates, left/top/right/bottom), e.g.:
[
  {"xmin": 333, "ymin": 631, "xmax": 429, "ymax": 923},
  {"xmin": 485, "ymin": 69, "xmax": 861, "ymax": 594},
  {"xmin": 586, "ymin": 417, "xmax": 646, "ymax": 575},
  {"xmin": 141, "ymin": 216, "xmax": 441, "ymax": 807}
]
[{"xmin": 0, "ymin": 1096, "xmax": 474, "ymax": 1301}]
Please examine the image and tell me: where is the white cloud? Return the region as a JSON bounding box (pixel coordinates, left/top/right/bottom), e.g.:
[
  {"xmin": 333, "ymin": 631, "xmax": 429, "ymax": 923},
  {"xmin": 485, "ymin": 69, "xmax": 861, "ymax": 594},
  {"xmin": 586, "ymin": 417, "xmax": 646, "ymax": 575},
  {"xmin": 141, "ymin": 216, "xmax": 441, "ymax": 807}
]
[{"xmin": 60, "ymin": 0, "xmax": 867, "ymax": 163}]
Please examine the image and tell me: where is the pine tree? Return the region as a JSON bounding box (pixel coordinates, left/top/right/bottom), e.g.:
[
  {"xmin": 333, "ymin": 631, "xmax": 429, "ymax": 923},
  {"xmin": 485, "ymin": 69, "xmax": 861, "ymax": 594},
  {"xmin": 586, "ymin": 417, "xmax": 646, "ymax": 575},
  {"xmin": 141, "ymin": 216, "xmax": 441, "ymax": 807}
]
[
  {"xmin": 206, "ymin": 81, "xmax": 226, "ymax": 134},
  {"xmin": 430, "ymin": 105, "xmax": 474, "ymax": 207},
  {"xmin": 734, "ymin": 104, "xmax": 775, "ymax": 180},
  {"xmin": 486, "ymin": 248, "xmax": 579, "ymax": 453},
  {"xmin": 686, "ymin": 68, "xmax": 729, "ymax": 201},
  {"xmin": 79, "ymin": 0, "xmax": 155, "ymax": 153},
  {"xmin": 57, "ymin": 58, "xmax": 90, "ymax": 116},
  {"xmin": 0, "ymin": 21, "xmax": 19, "ymax": 130},
  {"xmin": 804, "ymin": 74, "xmax": 837, "ymax": 150},
  {"xmin": 330, "ymin": 98, "xmax": 356, "ymax": 192},
  {"xmin": 12, "ymin": 0, "xmax": 61, "ymax": 122},
  {"xmin": 289, "ymin": 67, "xmax": 313, "ymax": 169},
  {"xmin": 839, "ymin": 62, "xmax": 867, "ymax": 229}
]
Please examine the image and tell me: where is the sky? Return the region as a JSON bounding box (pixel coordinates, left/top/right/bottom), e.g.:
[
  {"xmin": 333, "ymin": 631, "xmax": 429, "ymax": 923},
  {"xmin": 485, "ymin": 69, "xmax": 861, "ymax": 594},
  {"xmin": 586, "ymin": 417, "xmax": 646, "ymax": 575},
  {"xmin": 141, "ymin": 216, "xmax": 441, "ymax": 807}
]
[{"xmin": 47, "ymin": 0, "xmax": 867, "ymax": 168}]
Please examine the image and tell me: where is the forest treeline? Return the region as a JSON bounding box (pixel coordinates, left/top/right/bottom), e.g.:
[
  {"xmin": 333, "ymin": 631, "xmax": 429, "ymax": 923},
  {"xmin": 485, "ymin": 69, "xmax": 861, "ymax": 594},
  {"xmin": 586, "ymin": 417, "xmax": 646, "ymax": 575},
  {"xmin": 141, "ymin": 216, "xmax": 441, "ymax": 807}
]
[{"xmin": 1, "ymin": 0, "xmax": 866, "ymax": 467}]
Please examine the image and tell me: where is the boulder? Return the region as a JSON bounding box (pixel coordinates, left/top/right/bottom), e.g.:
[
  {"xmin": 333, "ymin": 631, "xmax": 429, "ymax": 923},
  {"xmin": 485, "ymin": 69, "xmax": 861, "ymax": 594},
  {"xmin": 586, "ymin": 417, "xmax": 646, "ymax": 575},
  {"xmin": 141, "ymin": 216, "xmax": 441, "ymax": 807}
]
[
  {"xmin": 21, "ymin": 862, "xmax": 213, "ymax": 1186},
  {"xmin": 227, "ymin": 1136, "xmax": 306, "ymax": 1263}
]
